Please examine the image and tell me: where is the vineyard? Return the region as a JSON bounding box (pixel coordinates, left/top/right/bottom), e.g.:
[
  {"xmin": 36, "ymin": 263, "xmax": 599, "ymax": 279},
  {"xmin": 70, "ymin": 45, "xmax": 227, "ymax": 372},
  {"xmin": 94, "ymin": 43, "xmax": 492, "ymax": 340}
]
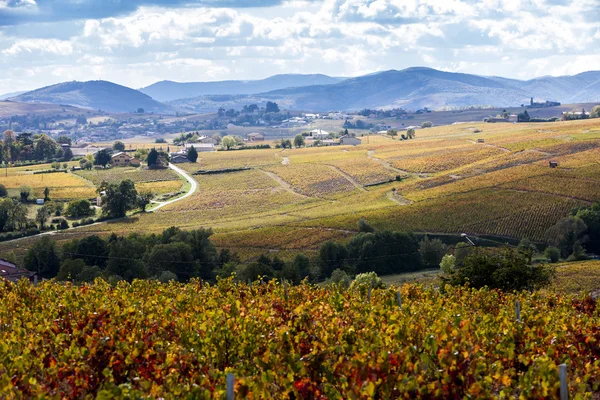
[
  {"xmin": 73, "ymin": 167, "xmax": 179, "ymax": 185},
  {"xmin": 2, "ymin": 119, "xmax": 600, "ymax": 259},
  {"xmin": 1, "ymin": 165, "xmax": 96, "ymax": 201},
  {"xmin": 1, "ymin": 278, "xmax": 599, "ymax": 398}
]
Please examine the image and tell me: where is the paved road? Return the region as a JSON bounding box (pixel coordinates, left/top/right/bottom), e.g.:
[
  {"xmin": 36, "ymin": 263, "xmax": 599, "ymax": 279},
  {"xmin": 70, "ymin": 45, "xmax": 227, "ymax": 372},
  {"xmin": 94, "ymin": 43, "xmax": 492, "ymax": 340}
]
[{"xmin": 150, "ymin": 163, "xmax": 198, "ymax": 211}]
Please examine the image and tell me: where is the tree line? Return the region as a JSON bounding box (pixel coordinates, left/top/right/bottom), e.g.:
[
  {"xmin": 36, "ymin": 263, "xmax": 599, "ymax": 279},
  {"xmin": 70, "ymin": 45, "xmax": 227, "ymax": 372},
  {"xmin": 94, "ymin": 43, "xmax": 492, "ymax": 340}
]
[{"xmin": 1, "ymin": 130, "xmax": 73, "ymax": 164}]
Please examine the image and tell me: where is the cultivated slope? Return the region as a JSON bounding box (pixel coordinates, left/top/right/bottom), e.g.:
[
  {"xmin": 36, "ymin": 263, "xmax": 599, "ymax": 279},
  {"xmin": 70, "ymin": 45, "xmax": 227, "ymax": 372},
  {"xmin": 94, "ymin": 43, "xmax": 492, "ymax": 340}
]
[{"xmin": 11, "ymin": 80, "xmax": 172, "ymax": 114}]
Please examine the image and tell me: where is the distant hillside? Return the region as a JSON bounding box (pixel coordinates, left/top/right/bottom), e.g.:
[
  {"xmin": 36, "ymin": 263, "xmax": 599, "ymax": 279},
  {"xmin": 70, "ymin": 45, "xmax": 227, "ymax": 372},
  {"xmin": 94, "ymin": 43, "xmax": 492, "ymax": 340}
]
[
  {"xmin": 170, "ymin": 68, "xmax": 600, "ymax": 112},
  {"xmin": 0, "ymin": 91, "xmax": 26, "ymax": 100},
  {"xmin": 140, "ymin": 74, "xmax": 344, "ymax": 102},
  {"xmin": 11, "ymin": 81, "xmax": 172, "ymax": 114}
]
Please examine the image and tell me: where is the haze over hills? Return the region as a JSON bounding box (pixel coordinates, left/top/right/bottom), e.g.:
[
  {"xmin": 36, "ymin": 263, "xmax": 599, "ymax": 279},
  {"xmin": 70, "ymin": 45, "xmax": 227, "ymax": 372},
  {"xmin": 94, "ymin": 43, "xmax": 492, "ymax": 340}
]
[
  {"xmin": 139, "ymin": 74, "xmax": 344, "ymax": 102},
  {"xmin": 10, "ymin": 80, "xmax": 173, "ymax": 114},
  {"xmin": 165, "ymin": 67, "xmax": 600, "ymax": 112},
  {"xmin": 0, "ymin": 91, "xmax": 27, "ymax": 100},
  {"xmin": 7, "ymin": 68, "xmax": 600, "ymax": 114}
]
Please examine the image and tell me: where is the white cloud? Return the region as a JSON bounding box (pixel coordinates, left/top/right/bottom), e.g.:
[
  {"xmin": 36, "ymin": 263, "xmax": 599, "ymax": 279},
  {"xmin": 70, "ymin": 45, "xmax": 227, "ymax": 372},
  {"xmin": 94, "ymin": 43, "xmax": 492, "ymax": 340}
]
[
  {"xmin": 0, "ymin": 0, "xmax": 598, "ymax": 93},
  {"xmin": 2, "ymin": 38, "xmax": 72, "ymax": 55}
]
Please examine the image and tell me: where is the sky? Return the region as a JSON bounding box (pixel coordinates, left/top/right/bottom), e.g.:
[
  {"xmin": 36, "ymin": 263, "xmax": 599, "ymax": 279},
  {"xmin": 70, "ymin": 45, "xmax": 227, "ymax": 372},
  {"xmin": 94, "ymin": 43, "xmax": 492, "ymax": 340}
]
[{"xmin": 1, "ymin": 0, "xmax": 599, "ymax": 94}]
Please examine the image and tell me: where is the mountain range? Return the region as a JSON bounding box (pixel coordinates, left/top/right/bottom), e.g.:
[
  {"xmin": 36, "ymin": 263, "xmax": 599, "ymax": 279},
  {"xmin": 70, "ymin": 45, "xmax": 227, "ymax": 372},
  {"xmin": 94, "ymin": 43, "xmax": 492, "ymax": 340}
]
[
  {"xmin": 139, "ymin": 74, "xmax": 344, "ymax": 102},
  {"xmin": 7, "ymin": 68, "xmax": 600, "ymax": 114}
]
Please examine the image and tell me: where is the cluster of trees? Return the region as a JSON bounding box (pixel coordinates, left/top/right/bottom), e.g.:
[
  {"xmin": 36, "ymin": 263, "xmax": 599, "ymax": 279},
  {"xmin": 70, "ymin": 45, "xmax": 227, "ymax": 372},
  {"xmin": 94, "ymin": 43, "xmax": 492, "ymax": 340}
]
[
  {"xmin": 357, "ymin": 108, "xmax": 408, "ymax": 118},
  {"xmin": 542, "ymin": 201, "xmax": 600, "ymax": 260},
  {"xmin": 441, "ymin": 247, "xmax": 554, "ymax": 291},
  {"xmin": 343, "ymin": 119, "xmax": 375, "ymax": 130},
  {"xmin": 387, "ymin": 128, "xmax": 416, "ymax": 140},
  {"xmin": 217, "ymin": 102, "xmax": 284, "ymax": 127},
  {"xmin": 23, "ymin": 227, "xmax": 223, "ymax": 282},
  {"xmin": 0, "ymin": 130, "xmax": 73, "ymax": 164}
]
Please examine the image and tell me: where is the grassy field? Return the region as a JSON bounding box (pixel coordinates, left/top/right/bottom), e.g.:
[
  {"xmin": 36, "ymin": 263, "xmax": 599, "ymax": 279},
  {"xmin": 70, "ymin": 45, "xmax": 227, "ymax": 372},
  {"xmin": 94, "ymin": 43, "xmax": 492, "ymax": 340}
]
[{"xmin": 3, "ymin": 118, "xmax": 600, "ymax": 262}]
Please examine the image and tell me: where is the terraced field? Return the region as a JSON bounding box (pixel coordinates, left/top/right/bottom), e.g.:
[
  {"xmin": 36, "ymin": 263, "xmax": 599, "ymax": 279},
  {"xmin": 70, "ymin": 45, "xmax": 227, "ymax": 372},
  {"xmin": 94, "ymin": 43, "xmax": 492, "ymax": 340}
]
[{"xmin": 3, "ymin": 118, "xmax": 600, "ymax": 260}]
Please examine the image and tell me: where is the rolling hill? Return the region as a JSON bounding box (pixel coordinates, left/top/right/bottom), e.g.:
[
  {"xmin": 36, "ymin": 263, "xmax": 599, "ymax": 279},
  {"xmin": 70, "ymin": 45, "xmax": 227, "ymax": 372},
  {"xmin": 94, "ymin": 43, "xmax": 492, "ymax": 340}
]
[
  {"xmin": 167, "ymin": 68, "xmax": 600, "ymax": 112},
  {"xmin": 10, "ymin": 80, "xmax": 173, "ymax": 114},
  {"xmin": 139, "ymin": 74, "xmax": 344, "ymax": 102}
]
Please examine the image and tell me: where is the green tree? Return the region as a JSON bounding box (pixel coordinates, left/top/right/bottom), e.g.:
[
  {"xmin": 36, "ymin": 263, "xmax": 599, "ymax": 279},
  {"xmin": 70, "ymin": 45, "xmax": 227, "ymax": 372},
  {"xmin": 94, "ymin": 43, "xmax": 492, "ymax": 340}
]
[
  {"xmin": 76, "ymin": 235, "xmax": 109, "ymax": 268},
  {"xmin": 568, "ymin": 241, "xmax": 587, "ymax": 261},
  {"xmin": 590, "ymin": 105, "xmax": 600, "ymax": 118},
  {"xmin": 62, "ymin": 147, "xmax": 73, "ymax": 161},
  {"xmin": 100, "ymin": 179, "xmax": 138, "ymax": 218},
  {"xmin": 421, "ymin": 121, "xmax": 433, "ymax": 128},
  {"xmin": 0, "ymin": 198, "xmax": 27, "ymax": 231},
  {"xmin": 187, "ymin": 145, "xmax": 198, "ymax": 162},
  {"xmin": 544, "ymin": 246, "xmax": 561, "ymax": 263},
  {"xmin": 56, "ymin": 258, "xmax": 86, "ymax": 281},
  {"xmin": 19, "ymin": 185, "xmax": 31, "ymax": 202},
  {"xmin": 112, "ymin": 141, "xmax": 125, "ymax": 151},
  {"xmin": 105, "ymin": 237, "xmax": 147, "ymax": 280},
  {"xmin": 221, "ymin": 136, "xmax": 236, "ymax": 150},
  {"xmin": 346, "ymin": 231, "xmax": 421, "ymax": 275},
  {"xmin": 36, "ymin": 205, "xmax": 50, "ymax": 229},
  {"xmin": 326, "ymin": 268, "xmax": 351, "ymax": 287},
  {"xmin": 0, "ymin": 184, "xmax": 6, "ymax": 198},
  {"xmin": 137, "ymin": 108, "xmax": 145, "ymax": 114},
  {"xmin": 545, "ymin": 216, "xmax": 587, "ymax": 258},
  {"xmin": 56, "ymin": 135, "xmax": 71, "ymax": 145},
  {"xmin": 146, "ymin": 242, "xmax": 195, "ymax": 281},
  {"xmin": 318, "ymin": 241, "xmax": 348, "ymax": 278},
  {"xmin": 66, "ymin": 199, "xmax": 93, "ymax": 218},
  {"xmin": 454, "ymin": 242, "xmax": 473, "ymax": 265},
  {"xmin": 94, "ymin": 149, "xmax": 111, "ymax": 167},
  {"xmin": 517, "ymin": 238, "xmax": 538, "ymax": 264},
  {"xmin": 24, "ymin": 236, "xmax": 61, "ymax": 278},
  {"xmin": 407, "ymin": 128, "xmax": 416, "ymax": 139},
  {"xmin": 137, "ymin": 190, "xmax": 154, "ymax": 212},
  {"xmin": 442, "ymin": 247, "xmax": 554, "ymax": 291},
  {"xmin": 419, "ymin": 235, "xmax": 448, "ymax": 268},
  {"xmin": 43, "ymin": 187, "xmax": 50, "ymax": 201},
  {"xmin": 147, "ymin": 148, "xmax": 159, "ymax": 167},
  {"xmin": 293, "ymin": 134, "xmax": 305, "ymax": 148},
  {"xmin": 518, "ymin": 110, "xmax": 530, "ymax": 122},
  {"xmin": 33, "ymin": 134, "xmax": 58, "ymax": 160},
  {"xmin": 265, "ymin": 101, "xmax": 280, "ymax": 113}
]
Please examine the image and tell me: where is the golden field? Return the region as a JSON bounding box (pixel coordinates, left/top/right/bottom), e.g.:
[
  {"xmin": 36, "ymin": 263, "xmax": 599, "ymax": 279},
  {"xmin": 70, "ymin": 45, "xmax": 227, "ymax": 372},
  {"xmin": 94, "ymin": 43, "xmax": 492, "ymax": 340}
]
[{"xmin": 3, "ymin": 118, "xmax": 600, "ymax": 260}]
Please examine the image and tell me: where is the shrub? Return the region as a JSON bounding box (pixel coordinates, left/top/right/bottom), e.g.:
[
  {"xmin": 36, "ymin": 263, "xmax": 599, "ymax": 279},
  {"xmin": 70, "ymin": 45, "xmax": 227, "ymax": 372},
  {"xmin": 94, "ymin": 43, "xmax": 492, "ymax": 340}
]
[
  {"xmin": 442, "ymin": 247, "xmax": 554, "ymax": 291},
  {"xmin": 157, "ymin": 271, "xmax": 178, "ymax": 283},
  {"xmin": 0, "ymin": 184, "xmax": 7, "ymax": 198},
  {"xmin": 350, "ymin": 272, "xmax": 385, "ymax": 292},
  {"xmin": 326, "ymin": 268, "xmax": 351, "ymax": 288},
  {"xmin": 544, "ymin": 246, "xmax": 561, "ymax": 263}
]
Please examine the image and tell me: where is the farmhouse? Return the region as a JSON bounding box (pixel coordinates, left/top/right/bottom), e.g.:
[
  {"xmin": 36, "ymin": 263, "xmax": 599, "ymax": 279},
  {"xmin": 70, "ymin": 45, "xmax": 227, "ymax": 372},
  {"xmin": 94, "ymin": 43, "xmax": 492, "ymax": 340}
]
[
  {"xmin": 111, "ymin": 152, "xmax": 141, "ymax": 167},
  {"xmin": 320, "ymin": 139, "xmax": 341, "ymax": 146},
  {"xmin": 197, "ymin": 136, "xmax": 218, "ymax": 145},
  {"xmin": 247, "ymin": 132, "xmax": 265, "ymax": 142},
  {"xmin": 340, "ymin": 135, "xmax": 361, "ymax": 146},
  {"xmin": 170, "ymin": 154, "xmax": 189, "ymax": 163},
  {"xmin": 308, "ymin": 129, "xmax": 330, "ymax": 139},
  {"xmin": 185, "ymin": 143, "xmax": 215, "ymax": 152},
  {"xmin": 0, "ymin": 258, "xmax": 39, "ymax": 283}
]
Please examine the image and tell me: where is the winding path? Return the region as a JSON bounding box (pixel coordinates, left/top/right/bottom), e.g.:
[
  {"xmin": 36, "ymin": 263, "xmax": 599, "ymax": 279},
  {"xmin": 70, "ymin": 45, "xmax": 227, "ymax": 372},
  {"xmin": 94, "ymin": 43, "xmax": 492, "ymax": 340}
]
[
  {"xmin": 1, "ymin": 164, "xmax": 198, "ymax": 244},
  {"xmin": 150, "ymin": 163, "xmax": 198, "ymax": 211}
]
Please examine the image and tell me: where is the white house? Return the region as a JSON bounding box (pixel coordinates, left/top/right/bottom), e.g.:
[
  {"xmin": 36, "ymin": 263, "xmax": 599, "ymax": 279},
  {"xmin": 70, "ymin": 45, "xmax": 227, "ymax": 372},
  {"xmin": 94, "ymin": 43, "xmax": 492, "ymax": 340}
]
[
  {"xmin": 308, "ymin": 129, "xmax": 330, "ymax": 139},
  {"xmin": 197, "ymin": 135, "xmax": 218, "ymax": 145},
  {"xmin": 340, "ymin": 135, "xmax": 361, "ymax": 146},
  {"xmin": 186, "ymin": 143, "xmax": 215, "ymax": 152}
]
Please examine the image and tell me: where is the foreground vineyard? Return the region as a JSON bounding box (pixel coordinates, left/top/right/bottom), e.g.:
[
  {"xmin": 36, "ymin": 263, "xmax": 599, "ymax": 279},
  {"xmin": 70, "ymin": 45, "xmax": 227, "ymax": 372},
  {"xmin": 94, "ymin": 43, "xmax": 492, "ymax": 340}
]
[{"xmin": 1, "ymin": 279, "xmax": 599, "ymax": 398}]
